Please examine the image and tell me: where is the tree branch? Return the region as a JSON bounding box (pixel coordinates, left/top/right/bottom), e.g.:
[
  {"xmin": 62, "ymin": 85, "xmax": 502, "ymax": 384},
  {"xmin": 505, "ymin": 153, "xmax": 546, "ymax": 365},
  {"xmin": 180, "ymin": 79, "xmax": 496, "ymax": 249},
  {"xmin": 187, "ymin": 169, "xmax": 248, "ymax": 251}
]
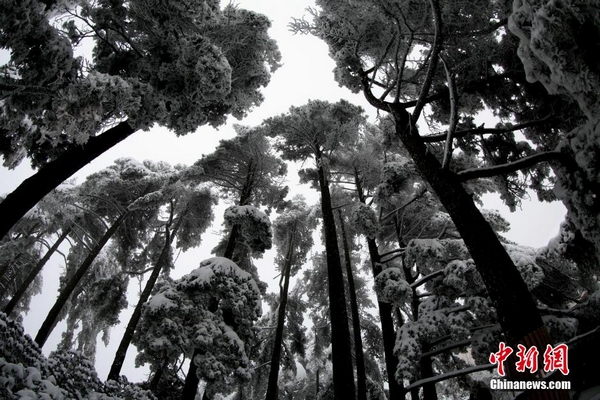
[
  {"xmin": 404, "ymin": 363, "xmax": 495, "ymax": 391},
  {"xmin": 421, "ymin": 115, "xmax": 553, "ymax": 143},
  {"xmin": 411, "ymin": 0, "xmax": 443, "ymax": 121},
  {"xmin": 457, "ymin": 150, "xmax": 565, "ymax": 181},
  {"xmin": 439, "ymin": 57, "xmax": 458, "ymax": 169}
]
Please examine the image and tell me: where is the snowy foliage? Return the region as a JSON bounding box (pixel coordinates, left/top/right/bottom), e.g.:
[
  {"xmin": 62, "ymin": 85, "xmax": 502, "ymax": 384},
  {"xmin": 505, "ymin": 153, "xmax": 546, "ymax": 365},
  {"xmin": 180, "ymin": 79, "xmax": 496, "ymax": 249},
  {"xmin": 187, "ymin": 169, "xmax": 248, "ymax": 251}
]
[
  {"xmin": 0, "ymin": 0, "xmax": 280, "ymax": 169},
  {"xmin": 442, "ymin": 259, "xmax": 484, "ymax": 295},
  {"xmin": 374, "ymin": 267, "xmax": 412, "ymax": 306},
  {"xmin": 0, "ymin": 312, "xmax": 154, "ymax": 399},
  {"xmin": 135, "ymin": 257, "xmax": 262, "ymax": 390},
  {"xmin": 470, "ymin": 326, "xmax": 503, "ymax": 365},
  {"xmin": 224, "ymin": 205, "xmax": 273, "ymax": 253},
  {"xmin": 376, "ymin": 159, "xmax": 415, "ymax": 200},
  {"xmin": 509, "ymin": 0, "xmax": 600, "ymax": 119},
  {"xmin": 350, "ymin": 202, "xmax": 379, "ymax": 239},
  {"xmin": 509, "ymin": 0, "xmax": 600, "ymax": 252},
  {"xmin": 393, "ymin": 322, "xmax": 421, "ymax": 381},
  {"xmin": 504, "ymin": 244, "xmax": 545, "ymax": 290}
]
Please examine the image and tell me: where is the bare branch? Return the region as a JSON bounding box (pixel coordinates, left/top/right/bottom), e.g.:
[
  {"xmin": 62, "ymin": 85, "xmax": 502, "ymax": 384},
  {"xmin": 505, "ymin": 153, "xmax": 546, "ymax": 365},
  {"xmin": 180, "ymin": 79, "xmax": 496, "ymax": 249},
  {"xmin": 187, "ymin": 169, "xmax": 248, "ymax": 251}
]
[
  {"xmin": 439, "ymin": 57, "xmax": 458, "ymax": 169},
  {"xmin": 411, "ymin": 0, "xmax": 443, "ymax": 121}
]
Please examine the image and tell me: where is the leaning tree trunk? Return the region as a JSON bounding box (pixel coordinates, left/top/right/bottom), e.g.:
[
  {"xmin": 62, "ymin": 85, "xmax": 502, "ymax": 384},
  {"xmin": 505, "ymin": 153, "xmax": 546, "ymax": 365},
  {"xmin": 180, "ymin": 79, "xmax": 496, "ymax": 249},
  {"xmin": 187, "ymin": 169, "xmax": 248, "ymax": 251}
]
[
  {"xmin": 265, "ymin": 229, "xmax": 296, "ymax": 400},
  {"xmin": 3, "ymin": 227, "xmax": 71, "ymax": 316},
  {"xmin": 337, "ymin": 209, "xmax": 367, "ymax": 400},
  {"xmin": 35, "ymin": 211, "xmax": 128, "ymax": 347},
  {"xmin": 107, "ymin": 211, "xmax": 183, "ymax": 381},
  {"xmin": 315, "ymin": 147, "xmax": 356, "ymax": 399},
  {"xmin": 387, "ymin": 104, "xmax": 564, "ymax": 395},
  {"xmin": 0, "ymin": 121, "xmax": 136, "ymax": 241}
]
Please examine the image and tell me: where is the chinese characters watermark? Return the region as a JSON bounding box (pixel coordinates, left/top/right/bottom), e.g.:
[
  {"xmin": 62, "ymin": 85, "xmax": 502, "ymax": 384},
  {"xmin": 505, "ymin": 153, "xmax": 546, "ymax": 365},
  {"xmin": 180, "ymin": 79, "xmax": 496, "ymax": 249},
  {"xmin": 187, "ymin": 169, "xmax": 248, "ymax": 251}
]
[{"xmin": 489, "ymin": 342, "xmax": 569, "ymax": 377}]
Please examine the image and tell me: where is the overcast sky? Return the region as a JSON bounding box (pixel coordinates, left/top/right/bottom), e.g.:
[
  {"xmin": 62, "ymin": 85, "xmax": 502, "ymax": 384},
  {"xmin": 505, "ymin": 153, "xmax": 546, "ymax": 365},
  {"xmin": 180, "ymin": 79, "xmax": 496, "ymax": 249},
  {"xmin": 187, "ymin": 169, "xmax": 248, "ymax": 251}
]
[{"xmin": 1, "ymin": 0, "xmax": 567, "ymax": 383}]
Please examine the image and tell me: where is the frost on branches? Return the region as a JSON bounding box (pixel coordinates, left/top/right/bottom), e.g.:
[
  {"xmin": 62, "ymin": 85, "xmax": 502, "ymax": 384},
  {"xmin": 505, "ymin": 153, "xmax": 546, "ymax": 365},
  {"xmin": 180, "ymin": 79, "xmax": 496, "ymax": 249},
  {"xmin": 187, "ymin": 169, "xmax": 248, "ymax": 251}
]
[
  {"xmin": 374, "ymin": 267, "xmax": 412, "ymax": 307},
  {"xmin": 350, "ymin": 202, "xmax": 379, "ymax": 239},
  {"xmin": 0, "ymin": 312, "xmax": 154, "ymax": 399},
  {"xmin": 509, "ymin": 0, "xmax": 600, "ymax": 253},
  {"xmin": 377, "ymin": 236, "xmax": 582, "ymax": 385},
  {"xmin": 135, "ymin": 257, "xmax": 262, "ymax": 392},
  {"xmin": 224, "ymin": 205, "xmax": 273, "ymax": 253},
  {"xmin": 509, "ymin": 0, "xmax": 600, "ymax": 119},
  {"xmin": 0, "ymin": 0, "xmax": 281, "ymax": 169}
]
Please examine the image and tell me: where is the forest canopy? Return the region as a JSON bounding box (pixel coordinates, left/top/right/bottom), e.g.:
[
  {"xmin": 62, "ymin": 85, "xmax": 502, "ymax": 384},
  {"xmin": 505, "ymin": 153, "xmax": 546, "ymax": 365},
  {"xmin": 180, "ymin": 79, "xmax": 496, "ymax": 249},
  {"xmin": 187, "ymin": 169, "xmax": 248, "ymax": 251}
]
[{"xmin": 1, "ymin": 0, "xmax": 599, "ymax": 399}]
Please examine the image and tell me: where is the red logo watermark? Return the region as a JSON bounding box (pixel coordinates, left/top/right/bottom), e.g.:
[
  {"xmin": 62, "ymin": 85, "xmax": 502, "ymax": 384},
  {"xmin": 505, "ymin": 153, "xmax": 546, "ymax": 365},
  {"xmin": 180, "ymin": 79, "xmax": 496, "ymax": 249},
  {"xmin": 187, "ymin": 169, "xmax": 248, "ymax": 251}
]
[{"xmin": 489, "ymin": 342, "xmax": 569, "ymax": 377}]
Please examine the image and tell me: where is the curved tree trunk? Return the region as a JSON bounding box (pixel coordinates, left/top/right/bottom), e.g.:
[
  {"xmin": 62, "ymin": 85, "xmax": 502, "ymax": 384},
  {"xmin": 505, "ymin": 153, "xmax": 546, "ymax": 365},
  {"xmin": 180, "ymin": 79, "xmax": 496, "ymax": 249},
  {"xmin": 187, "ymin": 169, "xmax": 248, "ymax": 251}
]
[
  {"xmin": 0, "ymin": 121, "xmax": 136, "ymax": 241},
  {"xmin": 3, "ymin": 227, "xmax": 71, "ymax": 316},
  {"xmin": 107, "ymin": 210, "xmax": 183, "ymax": 381},
  {"xmin": 265, "ymin": 230, "xmax": 296, "ymax": 400},
  {"xmin": 337, "ymin": 209, "xmax": 367, "ymax": 400},
  {"xmin": 35, "ymin": 211, "xmax": 128, "ymax": 347},
  {"xmin": 315, "ymin": 147, "xmax": 356, "ymax": 399}
]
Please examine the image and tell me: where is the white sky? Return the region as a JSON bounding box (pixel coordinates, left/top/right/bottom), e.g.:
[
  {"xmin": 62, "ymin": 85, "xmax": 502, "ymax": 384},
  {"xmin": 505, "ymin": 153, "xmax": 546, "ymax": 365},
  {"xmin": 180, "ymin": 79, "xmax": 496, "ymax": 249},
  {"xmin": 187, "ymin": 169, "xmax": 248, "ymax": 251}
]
[{"xmin": 1, "ymin": 0, "xmax": 566, "ymax": 384}]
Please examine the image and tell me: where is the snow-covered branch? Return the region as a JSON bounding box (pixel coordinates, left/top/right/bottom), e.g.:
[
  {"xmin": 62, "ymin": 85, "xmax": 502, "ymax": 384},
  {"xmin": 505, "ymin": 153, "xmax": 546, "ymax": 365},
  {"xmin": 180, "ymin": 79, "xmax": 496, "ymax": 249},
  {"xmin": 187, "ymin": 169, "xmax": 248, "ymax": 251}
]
[
  {"xmin": 404, "ymin": 363, "xmax": 495, "ymax": 391},
  {"xmin": 457, "ymin": 151, "xmax": 565, "ymax": 181}
]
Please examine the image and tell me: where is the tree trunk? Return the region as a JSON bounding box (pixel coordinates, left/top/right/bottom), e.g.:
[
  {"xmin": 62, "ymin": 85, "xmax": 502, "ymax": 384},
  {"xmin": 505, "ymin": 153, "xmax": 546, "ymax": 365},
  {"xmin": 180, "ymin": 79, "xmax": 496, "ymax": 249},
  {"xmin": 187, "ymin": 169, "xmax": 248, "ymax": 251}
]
[
  {"xmin": 35, "ymin": 211, "xmax": 128, "ymax": 347},
  {"xmin": 315, "ymin": 147, "xmax": 356, "ymax": 399},
  {"xmin": 107, "ymin": 212, "xmax": 183, "ymax": 381},
  {"xmin": 354, "ymin": 170, "xmax": 404, "ymax": 399},
  {"xmin": 265, "ymin": 230, "xmax": 296, "ymax": 400},
  {"xmin": 367, "ymin": 238, "xmax": 404, "ymax": 399},
  {"xmin": 222, "ymin": 225, "xmax": 240, "ymax": 261},
  {"xmin": 337, "ymin": 209, "xmax": 367, "ymax": 400},
  {"xmin": 3, "ymin": 227, "xmax": 71, "ymax": 315},
  {"xmin": 0, "ymin": 121, "xmax": 136, "ymax": 241},
  {"xmin": 390, "ymin": 107, "xmax": 560, "ymax": 391}
]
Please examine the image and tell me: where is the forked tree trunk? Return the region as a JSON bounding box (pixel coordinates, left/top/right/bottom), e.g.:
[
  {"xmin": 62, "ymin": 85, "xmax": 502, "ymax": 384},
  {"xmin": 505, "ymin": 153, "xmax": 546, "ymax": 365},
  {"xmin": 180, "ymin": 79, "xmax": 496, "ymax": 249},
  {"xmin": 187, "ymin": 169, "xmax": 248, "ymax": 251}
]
[
  {"xmin": 107, "ymin": 211, "xmax": 184, "ymax": 381},
  {"xmin": 314, "ymin": 147, "xmax": 356, "ymax": 399},
  {"xmin": 337, "ymin": 209, "xmax": 367, "ymax": 400},
  {"xmin": 265, "ymin": 229, "xmax": 296, "ymax": 400},
  {"xmin": 0, "ymin": 121, "xmax": 136, "ymax": 241},
  {"xmin": 3, "ymin": 227, "xmax": 71, "ymax": 315},
  {"xmin": 35, "ymin": 211, "xmax": 128, "ymax": 347}
]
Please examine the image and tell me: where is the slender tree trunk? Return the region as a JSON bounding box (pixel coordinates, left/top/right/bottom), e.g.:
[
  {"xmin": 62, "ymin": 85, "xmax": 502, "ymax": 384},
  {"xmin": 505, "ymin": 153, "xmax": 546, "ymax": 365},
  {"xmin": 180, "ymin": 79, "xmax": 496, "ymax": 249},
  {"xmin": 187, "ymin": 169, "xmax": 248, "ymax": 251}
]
[
  {"xmin": 337, "ymin": 209, "xmax": 367, "ymax": 400},
  {"xmin": 0, "ymin": 121, "xmax": 136, "ymax": 241},
  {"xmin": 354, "ymin": 171, "xmax": 404, "ymax": 398},
  {"xmin": 315, "ymin": 147, "xmax": 356, "ymax": 399},
  {"xmin": 4, "ymin": 228, "xmax": 71, "ymax": 315},
  {"xmin": 35, "ymin": 211, "xmax": 128, "ymax": 347},
  {"xmin": 265, "ymin": 230, "xmax": 296, "ymax": 400},
  {"xmin": 368, "ymin": 239, "xmax": 404, "ymax": 398},
  {"xmin": 107, "ymin": 212, "xmax": 183, "ymax": 381},
  {"xmin": 222, "ymin": 225, "xmax": 240, "ymax": 260},
  {"xmin": 406, "ymin": 265, "xmax": 437, "ymax": 400}
]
